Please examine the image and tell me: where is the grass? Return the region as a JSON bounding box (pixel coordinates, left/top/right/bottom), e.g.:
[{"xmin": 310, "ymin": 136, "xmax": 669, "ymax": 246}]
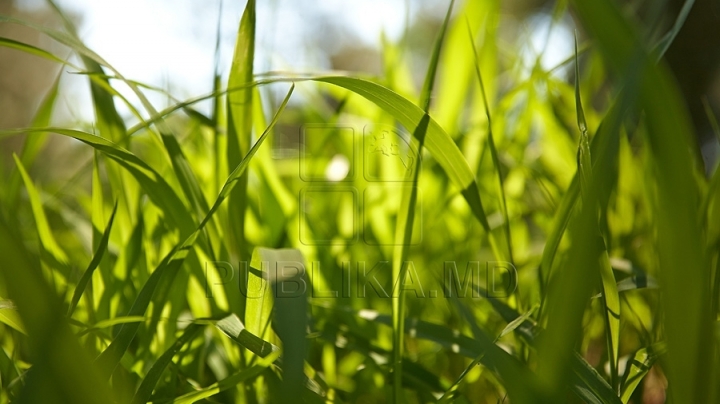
[{"xmin": 0, "ymin": 0, "xmax": 716, "ymax": 402}]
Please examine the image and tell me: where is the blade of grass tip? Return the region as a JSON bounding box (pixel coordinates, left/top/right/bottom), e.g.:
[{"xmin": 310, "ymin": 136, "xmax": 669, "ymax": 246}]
[
  {"xmin": 574, "ymin": 34, "xmax": 620, "ymax": 389},
  {"xmin": 392, "ymin": 2, "xmax": 454, "ymax": 402},
  {"xmin": 226, "ymin": 0, "xmax": 256, "ymax": 262},
  {"xmin": 216, "ymin": 313, "xmax": 277, "ymax": 358},
  {"xmin": 67, "ymin": 202, "xmax": 117, "ymax": 317},
  {"xmin": 94, "ymin": 85, "xmax": 292, "ymax": 379},
  {"xmin": 572, "ymin": 1, "xmax": 711, "ymax": 402},
  {"xmin": 130, "ymin": 323, "xmax": 203, "ymax": 404},
  {"xmin": 13, "ymin": 154, "xmax": 69, "ymax": 266},
  {"xmin": 467, "ymin": 19, "xmax": 514, "ymax": 265}
]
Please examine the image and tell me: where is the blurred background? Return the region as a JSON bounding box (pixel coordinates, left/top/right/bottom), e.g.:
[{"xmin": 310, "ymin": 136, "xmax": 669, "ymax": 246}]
[{"xmin": 2, "ymin": 0, "xmax": 720, "ymax": 172}]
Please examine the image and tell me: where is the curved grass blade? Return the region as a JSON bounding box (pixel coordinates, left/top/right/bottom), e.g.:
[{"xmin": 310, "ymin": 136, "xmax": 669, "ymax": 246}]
[
  {"xmin": 66, "ymin": 202, "xmax": 118, "ymax": 317},
  {"xmin": 312, "ymin": 76, "xmax": 491, "ymax": 231},
  {"xmin": 652, "ymin": 0, "xmax": 695, "ymax": 61},
  {"xmin": 5, "ymin": 10, "xmax": 211, "ymax": 219},
  {"xmin": 3, "ymin": 128, "xmax": 195, "ymax": 237},
  {"xmin": 130, "ymin": 324, "xmax": 203, "ymax": 404}
]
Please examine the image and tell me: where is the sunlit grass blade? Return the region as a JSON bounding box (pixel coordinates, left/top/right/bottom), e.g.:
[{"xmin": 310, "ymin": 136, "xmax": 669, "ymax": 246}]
[
  {"xmin": 130, "ymin": 324, "xmax": 203, "ymax": 404},
  {"xmin": 313, "ymin": 76, "xmax": 491, "ymax": 231},
  {"xmin": 66, "ymin": 202, "xmax": 117, "ymax": 317},
  {"xmin": 0, "ymin": 300, "xmax": 25, "ymax": 334},
  {"xmin": 216, "ymin": 313, "xmax": 277, "ymax": 358},
  {"xmin": 467, "ymin": 19, "xmax": 513, "ymax": 264},
  {"xmin": 226, "ymin": 0, "xmax": 256, "ymax": 261}
]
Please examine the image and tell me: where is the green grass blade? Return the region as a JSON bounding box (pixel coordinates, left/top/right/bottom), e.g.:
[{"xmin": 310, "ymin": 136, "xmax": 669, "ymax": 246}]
[
  {"xmin": 130, "ymin": 324, "xmax": 203, "ymax": 404},
  {"xmin": 0, "ymin": 300, "xmax": 25, "ymax": 334},
  {"xmin": 226, "ymin": 0, "xmax": 256, "ymax": 260},
  {"xmin": 575, "ymin": 37, "xmax": 620, "ymax": 389},
  {"xmin": 391, "ymin": 3, "xmax": 454, "ymax": 401},
  {"xmin": 572, "ymin": 1, "xmax": 711, "ymax": 402},
  {"xmin": 216, "ymin": 313, "xmax": 277, "ymax": 358},
  {"xmin": 14, "ymin": 154, "xmax": 69, "ymax": 266},
  {"xmin": 250, "ymin": 247, "xmax": 308, "ymax": 401},
  {"xmin": 0, "ymin": 36, "xmax": 77, "ymax": 67},
  {"xmin": 467, "ymin": 20, "xmax": 513, "ymax": 263},
  {"xmin": 652, "ymin": 0, "xmax": 695, "ymax": 61},
  {"xmin": 67, "ymin": 202, "xmax": 117, "ymax": 317}
]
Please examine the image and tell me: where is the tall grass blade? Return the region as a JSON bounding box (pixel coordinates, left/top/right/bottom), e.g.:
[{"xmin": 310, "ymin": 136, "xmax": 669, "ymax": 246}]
[
  {"xmin": 572, "ymin": 1, "xmax": 711, "ymax": 402},
  {"xmin": 67, "ymin": 202, "xmax": 117, "ymax": 317},
  {"xmin": 392, "ymin": 2, "xmax": 454, "ymax": 402},
  {"xmin": 226, "ymin": 0, "xmax": 256, "ymax": 260}
]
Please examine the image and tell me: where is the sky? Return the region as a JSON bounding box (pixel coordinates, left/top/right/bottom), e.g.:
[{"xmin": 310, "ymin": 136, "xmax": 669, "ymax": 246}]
[
  {"xmin": 15, "ymin": 0, "xmax": 418, "ymax": 122},
  {"xmin": 13, "ymin": 0, "xmax": 573, "ymax": 124}
]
